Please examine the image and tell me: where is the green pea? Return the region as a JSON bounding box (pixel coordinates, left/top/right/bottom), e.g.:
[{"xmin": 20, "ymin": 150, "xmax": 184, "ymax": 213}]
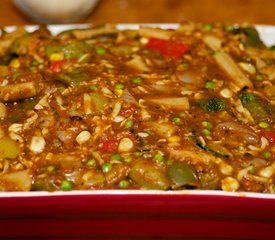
[
  {"xmin": 202, "ymin": 23, "xmax": 213, "ymax": 32},
  {"xmin": 119, "ymin": 180, "xmax": 129, "ymax": 188},
  {"xmin": 259, "ymin": 121, "xmax": 269, "ymax": 129},
  {"xmin": 202, "ymin": 129, "xmax": 211, "ymax": 136},
  {"xmin": 225, "ymin": 25, "xmax": 236, "ymax": 32},
  {"xmin": 47, "ymin": 165, "xmax": 55, "ymax": 173},
  {"xmin": 248, "ymin": 165, "xmax": 255, "ymax": 174},
  {"xmin": 179, "ymin": 111, "xmax": 188, "ymax": 117},
  {"xmin": 238, "ymin": 146, "xmax": 245, "ymax": 152},
  {"xmin": 134, "ymin": 152, "xmax": 142, "ymax": 156},
  {"xmin": 172, "ymin": 117, "xmax": 181, "ymax": 124},
  {"xmin": 96, "ymin": 47, "xmax": 106, "ymax": 55},
  {"xmin": 203, "ymin": 121, "xmax": 213, "ymax": 130},
  {"xmin": 263, "ymin": 151, "xmax": 271, "ymax": 158},
  {"xmin": 205, "ymin": 81, "xmax": 216, "ymax": 89},
  {"xmin": 124, "ymin": 119, "xmax": 134, "ymax": 128},
  {"xmin": 154, "ymin": 153, "xmax": 165, "ymax": 162},
  {"xmin": 115, "ymin": 83, "xmax": 125, "ymax": 90},
  {"xmin": 256, "ymin": 74, "xmax": 263, "ymax": 81},
  {"xmin": 111, "ymin": 154, "xmax": 121, "ymax": 161},
  {"xmin": 86, "ymin": 159, "xmax": 96, "ymax": 167},
  {"xmin": 60, "ymin": 180, "xmax": 73, "ymax": 191},
  {"xmin": 90, "ymin": 85, "xmax": 97, "ymax": 91},
  {"xmin": 132, "ymin": 77, "xmax": 142, "ymax": 84},
  {"xmin": 124, "ymin": 155, "xmax": 132, "ymax": 163},
  {"xmin": 102, "ymin": 163, "xmax": 112, "ymax": 173}
]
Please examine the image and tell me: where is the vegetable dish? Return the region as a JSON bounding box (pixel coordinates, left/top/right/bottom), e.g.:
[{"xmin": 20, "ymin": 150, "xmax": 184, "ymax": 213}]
[{"xmin": 0, "ymin": 23, "xmax": 274, "ymax": 192}]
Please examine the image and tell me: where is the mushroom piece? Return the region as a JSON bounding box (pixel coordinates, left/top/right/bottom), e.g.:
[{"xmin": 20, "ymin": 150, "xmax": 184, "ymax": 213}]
[
  {"xmin": 0, "ymin": 170, "xmax": 31, "ymax": 191},
  {"xmin": 0, "ymin": 82, "xmax": 40, "ymax": 102}
]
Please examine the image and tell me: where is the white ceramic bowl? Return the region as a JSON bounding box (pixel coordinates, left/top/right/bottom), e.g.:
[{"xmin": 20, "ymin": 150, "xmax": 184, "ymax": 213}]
[{"xmin": 13, "ymin": 0, "xmax": 99, "ymax": 23}]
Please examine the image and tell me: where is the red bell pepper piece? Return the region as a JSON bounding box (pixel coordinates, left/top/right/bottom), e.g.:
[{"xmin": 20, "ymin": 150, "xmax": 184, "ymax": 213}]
[
  {"xmin": 145, "ymin": 37, "xmax": 188, "ymax": 59},
  {"xmin": 101, "ymin": 136, "xmax": 118, "ymax": 153},
  {"xmin": 260, "ymin": 130, "xmax": 275, "ymax": 145},
  {"xmin": 50, "ymin": 60, "xmax": 66, "ymax": 73},
  {"xmin": 50, "ymin": 59, "xmax": 77, "ymax": 73}
]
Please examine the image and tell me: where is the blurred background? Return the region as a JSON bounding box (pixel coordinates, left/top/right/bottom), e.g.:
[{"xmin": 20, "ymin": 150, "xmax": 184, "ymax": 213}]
[{"xmin": 0, "ymin": 0, "xmax": 274, "ymax": 27}]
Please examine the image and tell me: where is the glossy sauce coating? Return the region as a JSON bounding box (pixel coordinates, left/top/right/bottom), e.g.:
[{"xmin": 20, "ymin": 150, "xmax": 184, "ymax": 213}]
[{"xmin": 0, "ymin": 23, "xmax": 274, "ymax": 192}]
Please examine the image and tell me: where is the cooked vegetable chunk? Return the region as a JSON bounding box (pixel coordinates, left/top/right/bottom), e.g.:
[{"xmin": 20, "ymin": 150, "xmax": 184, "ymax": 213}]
[
  {"xmin": 0, "ymin": 170, "xmax": 31, "ymax": 191},
  {"xmin": 168, "ymin": 161, "xmax": 198, "ymax": 189},
  {"xmin": 0, "ymin": 136, "xmax": 20, "ymax": 159},
  {"xmin": 0, "ymin": 82, "xmax": 39, "ymax": 102},
  {"xmin": 129, "ymin": 160, "xmax": 171, "ymax": 190},
  {"xmin": 199, "ymin": 98, "xmax": 227, "ymax": 112}
]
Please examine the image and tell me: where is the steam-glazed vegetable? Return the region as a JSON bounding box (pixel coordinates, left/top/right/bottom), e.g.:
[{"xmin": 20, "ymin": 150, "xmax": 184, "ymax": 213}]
[
  {"xmin": 0, "ymin": 23, "xmax": 274, "ymax": 193},
  {"xmin": 239, "ymin": 92, "xmax": 270, "ymax": 122},
  {"xmin": 199, "ymin": 97, "xmax": 227, "ymax": 112},
  {"xmin": 129, "ymin": 160, "xmax": 170, "ymax": 190},
  {"xmin": 0, "ymin": 136, "xmax": 20, "ymax": 159},
  {"xmin": 167, "ymin": 161, "xmax": 198, "ymax": 189}
]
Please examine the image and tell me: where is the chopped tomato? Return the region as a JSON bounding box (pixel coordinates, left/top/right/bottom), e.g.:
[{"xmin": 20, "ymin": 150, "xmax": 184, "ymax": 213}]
[
  {"xmin": 50, "ymin": 59, "xmax": 77, "ymax": 73},
  {"xmin": 145, "ymin": 38, "xmax": 188, "ymax": 59},
  {"xmin": 260, "ymin": 131, "xmax": 275, "ymax": 145},
  {"xmin": 101, "ymin": 136, "xmax": 118, "ymax": 153}
]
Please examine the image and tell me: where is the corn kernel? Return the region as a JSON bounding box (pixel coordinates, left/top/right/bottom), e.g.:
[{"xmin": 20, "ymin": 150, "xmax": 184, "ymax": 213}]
[
  {"xmin": 221, "ymin": 177, "xmax": 240, "ymax": 192},
  {"xmin": 50, "ymin": 53, "xmax": 64, "ymax": 61},
  {"xmin": 140, "ymin": 37, "xmax": 149, "ymax": 45},
  {"xmin": 115, "ymin": 89, "xmax": 124, "ymax": 96},
  {"xmin": 168, "ymin": 135, "xmax": 180, "ymax": 142},
  {"xmin": 219, "ymin": 162, "xmax": 233, "ymax": 175},
  {"xmin": 10, "ymin": 59, "xmax": 20, "ymax": 68}
]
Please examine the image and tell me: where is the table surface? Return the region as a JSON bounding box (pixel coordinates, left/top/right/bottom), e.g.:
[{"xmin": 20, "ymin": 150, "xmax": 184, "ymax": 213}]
[{"xmin": 0, "ymin": 0, "xmax": 275, "ymax": 28}]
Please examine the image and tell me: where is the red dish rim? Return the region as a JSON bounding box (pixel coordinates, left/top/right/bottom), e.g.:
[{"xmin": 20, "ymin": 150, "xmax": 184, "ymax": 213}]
[{"xmin": 0, "ymin": 192, "xmax": 275, "ymax": 239}]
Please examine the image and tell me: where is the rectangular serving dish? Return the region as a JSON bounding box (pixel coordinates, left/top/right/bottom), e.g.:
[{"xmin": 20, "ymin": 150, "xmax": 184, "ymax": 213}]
[{"xmin": 1, "ymin": 24, "xmax": 275, "ymax": 239}]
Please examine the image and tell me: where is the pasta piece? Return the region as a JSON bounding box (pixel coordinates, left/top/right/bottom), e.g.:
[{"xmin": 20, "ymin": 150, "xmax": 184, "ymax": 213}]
[
  {"xmin": 213, "ymin": 52, "xmax": 253, "ymax": 91},
  {"xmin": 145, "ymin": 97, "xmax": 189, "ymax": 110}
]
